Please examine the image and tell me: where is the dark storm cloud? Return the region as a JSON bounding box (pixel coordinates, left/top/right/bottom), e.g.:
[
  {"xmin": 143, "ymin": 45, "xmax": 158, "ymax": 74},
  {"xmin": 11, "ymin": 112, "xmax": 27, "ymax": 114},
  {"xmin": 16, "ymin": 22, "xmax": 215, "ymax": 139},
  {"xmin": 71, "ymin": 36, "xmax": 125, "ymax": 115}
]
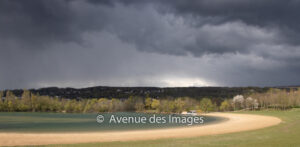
[
  {"xmin": 159, "ymin": 0, "xmax": 300, "ymax": 44},
  {"xmin": 162, "ymin": 0, "xmax": 300, "ymax": 29},
  {"xmin": 83, "ymin": 0, "xmax": 300, "ymax": 57},
  {"xmin": 115, "ymin": 0, "xmax": 300, "ymax": 35},
  {"xmin": 1, "ymin": 0, "xmax": 299, "ymax": 56},
  {"xmin": 0, "ymin": 0, "xmax": 112, "ymax": 48},
  {"xmin": 1, "ymin": 0, "xmax": 300, "ymax": 89},
  {"xmin": 0, "ymin": 0, "xmax": 75, "ymax": 46}
]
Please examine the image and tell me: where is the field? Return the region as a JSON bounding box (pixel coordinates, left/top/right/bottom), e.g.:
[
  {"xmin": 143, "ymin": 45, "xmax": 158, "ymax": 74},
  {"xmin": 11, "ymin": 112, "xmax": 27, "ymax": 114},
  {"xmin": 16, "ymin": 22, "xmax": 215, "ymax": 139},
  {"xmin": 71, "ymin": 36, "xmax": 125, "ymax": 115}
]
[{"xmin": 44, "ymin": 109, "xmax": 300, "ymax": 147}]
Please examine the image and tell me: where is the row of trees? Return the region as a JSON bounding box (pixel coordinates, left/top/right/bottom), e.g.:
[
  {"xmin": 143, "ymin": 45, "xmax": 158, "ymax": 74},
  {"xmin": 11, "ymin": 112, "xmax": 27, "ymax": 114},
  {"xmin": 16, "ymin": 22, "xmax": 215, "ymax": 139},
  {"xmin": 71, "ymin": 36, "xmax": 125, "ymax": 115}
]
[
  {"xmin": 0, "ymin": 90, "xmax": 218, "ymax": 113},
  {"xmin": 147, "ymin": 97, "xmax": 217, "ymax": 113},
  {"xmin": 218, "ymin": 95, "xmax": 259, "ymax": 111},
  {"xmin": 10, "ymin": 87, "xmax": 267, "ymax": 99},
  {"xmin": 2, "ymin": 88, "xmax": 299, "ymax": 113},
  {"xmin": 0, "ymin": 90, "xmax": 66, "ymax": 112},
  {"xmin": 218, "ymin": 88, "xmax": 300, "ymax": 111},
  {"xmin": 250, "ymin": 88, "xmax": 300, "ymax": 110}
]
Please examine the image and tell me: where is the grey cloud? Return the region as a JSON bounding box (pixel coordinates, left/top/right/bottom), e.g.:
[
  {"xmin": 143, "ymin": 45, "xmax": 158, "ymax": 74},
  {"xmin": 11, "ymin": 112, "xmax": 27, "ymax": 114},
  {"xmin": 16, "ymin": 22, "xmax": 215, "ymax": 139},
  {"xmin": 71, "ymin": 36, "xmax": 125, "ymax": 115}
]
[
  {"xmin": 1, "ymin": 0, "xmax": 300, "ymax": 89},
  {"xmin": 0, "ymin": 0, "xmax": 112, "ymax": 48},
  {"xmin": 83, "ymin": 0, "xmax": 300, "ymax": 59},
  {"xmin": 160, "ymin": 0, "xmax": 300, "ymax": 45},
  {"xmin": 0, "ymin": 0, "xmax": 75, "ymax": 46},
  {"xmin": 1, "ymin": 0, "xmax": 299, "ymax": 57}
]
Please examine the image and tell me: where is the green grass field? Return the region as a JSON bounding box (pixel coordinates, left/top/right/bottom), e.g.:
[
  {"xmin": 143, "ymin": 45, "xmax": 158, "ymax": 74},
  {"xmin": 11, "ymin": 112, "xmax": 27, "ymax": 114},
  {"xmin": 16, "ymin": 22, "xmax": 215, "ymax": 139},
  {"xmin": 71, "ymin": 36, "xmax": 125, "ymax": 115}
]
[{"xmin": 45, "ymin": 109, "xmax": 300, "ymax": 147}]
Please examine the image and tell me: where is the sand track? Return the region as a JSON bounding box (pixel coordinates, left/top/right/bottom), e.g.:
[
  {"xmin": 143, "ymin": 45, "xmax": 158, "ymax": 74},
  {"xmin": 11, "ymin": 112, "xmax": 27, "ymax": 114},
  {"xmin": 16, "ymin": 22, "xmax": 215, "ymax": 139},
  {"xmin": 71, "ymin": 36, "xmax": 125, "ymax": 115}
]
[{"xmin": 0, "ymin": 113, "xmax": 281, "ymax": 146}]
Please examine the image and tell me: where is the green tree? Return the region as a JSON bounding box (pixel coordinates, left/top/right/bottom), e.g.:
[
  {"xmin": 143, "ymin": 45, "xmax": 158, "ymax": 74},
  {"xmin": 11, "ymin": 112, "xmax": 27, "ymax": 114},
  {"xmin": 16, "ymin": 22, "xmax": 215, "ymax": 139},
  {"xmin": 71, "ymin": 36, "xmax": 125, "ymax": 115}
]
[
  {"xmin": 73, "ymin": 101, "xmax": 83, "ymax": 113},
  {"xmin": 83, "ymin": 99, "xmax": 98, "ymax": 113},
  {"xmin": 167, "ymin": 101, "xmax": 176, "ymax": 113},
  {"xmin": 19, "ymin": 90, "xmax": 31, "ymax": 111},
  {"xmin": 7, "ymin": 101, "xmax": 13, "ymax": 112},
  {"xmin": 65, "ymin": 100, "xmax": 73, "ymax": 113},
  {"xmin": 48, "ymin": 97, "xmax": 62, "ymax": 112},
  {"xmin": 39, "ymin": 96, "xmax": 52, "ymax": 112},
  {"xmin": 157, "ymin": 100, "xmax": 175, "ymax": 113},
  {"xmin": 98, "ymin": 98, "xmax": 110, "ymax": 112},
  {"xmin": 220, "ymin": 99, "xmax": 231, "ymax": 111},
  {"xmin": 134, "ymin": 97, "xmax": 145, "ymax": 111},
  {"xmin": 5, "ymin": 91, "xmax": 16, "ymax": 112},
  {"xmin": 151, "ymin": 99, "xmax": 160, "ymax": 111},
  {"xmin": 174, "ymin": 98, "xmax": 186, "ymax": 113},
  {"xmin": 124, "ymin": 96, "xmax": 137, "ymax": 111},
  {"xmin": 145, "ymin": 97, "xmax": 152, "ymax": 110},
  {"xmin": 199, "ymin": 98, "xmax": 213, "ymax": 113},
  {"xmin": 31, "ymin": 93, "xmax": 38, "ymax": 112},
  {"xmin": 109, "ymin": 98, "xmax": 123, "ymax": 112},
  {"xmin": 135, "ymin": 101, "xmax": 145, "ymax": 111},
  {"xmin": 0, "ymin": 91, "xmax": 3, "ymax": 111}
]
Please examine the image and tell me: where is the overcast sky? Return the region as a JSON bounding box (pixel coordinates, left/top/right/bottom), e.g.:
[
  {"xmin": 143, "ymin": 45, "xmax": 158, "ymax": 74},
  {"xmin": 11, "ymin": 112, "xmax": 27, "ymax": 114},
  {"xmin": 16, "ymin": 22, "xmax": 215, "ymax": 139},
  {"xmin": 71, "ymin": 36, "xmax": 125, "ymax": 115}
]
[{"xmin": 1, "ymin": 0, "xmax": 300, "ymax": 89}]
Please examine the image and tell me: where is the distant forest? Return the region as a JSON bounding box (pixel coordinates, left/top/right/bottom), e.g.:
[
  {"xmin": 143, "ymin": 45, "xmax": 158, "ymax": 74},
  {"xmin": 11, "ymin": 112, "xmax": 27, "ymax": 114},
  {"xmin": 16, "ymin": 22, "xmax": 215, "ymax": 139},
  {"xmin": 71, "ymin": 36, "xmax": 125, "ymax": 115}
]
[
  {"xmin": 3, "ymin": 86, "xmax": 270, "ymax": 101},
  {"xmin": 1, "ymin": 86, "xmax": 299, "ymax": 113}
]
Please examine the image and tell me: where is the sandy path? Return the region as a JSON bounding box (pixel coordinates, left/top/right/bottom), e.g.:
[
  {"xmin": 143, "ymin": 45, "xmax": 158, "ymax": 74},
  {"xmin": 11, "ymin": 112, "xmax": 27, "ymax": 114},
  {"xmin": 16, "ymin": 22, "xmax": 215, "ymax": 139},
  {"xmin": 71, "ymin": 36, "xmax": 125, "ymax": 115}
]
[{"xmin": 0, "ymin": 113, "xmax": 281, "ymax": 146}]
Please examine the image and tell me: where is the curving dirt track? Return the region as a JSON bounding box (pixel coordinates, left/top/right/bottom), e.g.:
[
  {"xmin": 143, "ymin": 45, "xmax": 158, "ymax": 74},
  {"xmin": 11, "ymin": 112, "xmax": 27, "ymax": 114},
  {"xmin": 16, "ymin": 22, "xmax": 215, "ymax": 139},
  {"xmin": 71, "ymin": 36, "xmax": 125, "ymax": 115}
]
[{"xmin": 0, "ymin": 113, "xmax": 281, "ymax": 146}]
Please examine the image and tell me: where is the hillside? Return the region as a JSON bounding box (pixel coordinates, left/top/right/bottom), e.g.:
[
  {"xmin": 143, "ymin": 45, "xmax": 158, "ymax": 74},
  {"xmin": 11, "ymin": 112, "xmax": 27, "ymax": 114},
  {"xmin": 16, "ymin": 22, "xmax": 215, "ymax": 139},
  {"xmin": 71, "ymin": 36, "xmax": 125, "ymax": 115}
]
[{"xmin": 6, "ymin": 86, "xmax": 269, "ymax": 101}]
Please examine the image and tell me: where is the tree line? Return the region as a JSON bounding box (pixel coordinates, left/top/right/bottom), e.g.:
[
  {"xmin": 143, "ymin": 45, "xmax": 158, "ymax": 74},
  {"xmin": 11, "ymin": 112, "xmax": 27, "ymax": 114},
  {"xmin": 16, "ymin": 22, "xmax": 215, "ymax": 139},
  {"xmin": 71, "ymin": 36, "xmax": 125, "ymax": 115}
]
[
  {"xmin": 218, "ymin": 88, "xmax": 300, "ymax": 111},
  {"xmin": 0, "ymin": 90, "xmax": 217, "ymax": 113},
  {"xmin": 6, "ymin": 86, "xmax": 269, "ymax": 100},
  {"xmin": 1, "ymin": 88, "xmax": 300, "ymax": 113}
]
